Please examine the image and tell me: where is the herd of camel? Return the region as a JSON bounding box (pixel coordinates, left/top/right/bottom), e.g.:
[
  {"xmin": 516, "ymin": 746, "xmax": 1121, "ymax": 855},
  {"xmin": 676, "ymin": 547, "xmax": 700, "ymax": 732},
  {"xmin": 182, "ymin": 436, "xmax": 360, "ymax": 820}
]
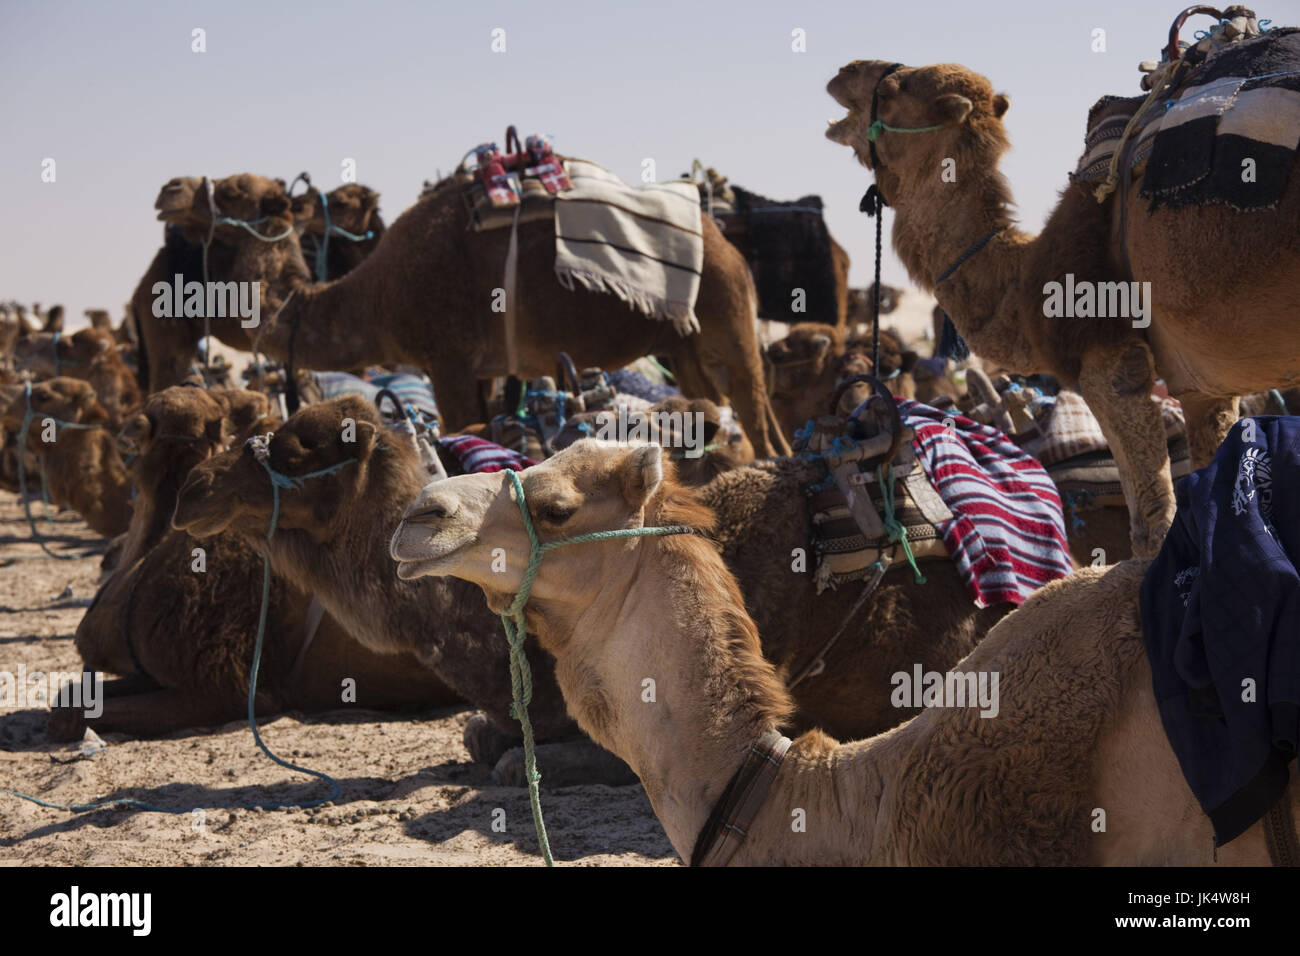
[{"xmin": 2, "ymin": 51, "xmax": 1299, "ymax": 866}]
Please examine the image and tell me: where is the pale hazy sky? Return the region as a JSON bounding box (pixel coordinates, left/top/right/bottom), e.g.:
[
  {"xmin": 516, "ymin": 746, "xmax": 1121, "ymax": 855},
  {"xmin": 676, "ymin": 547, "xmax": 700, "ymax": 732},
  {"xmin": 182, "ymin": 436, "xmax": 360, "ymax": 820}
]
[{"xmin": 4, "ymin": 0, "xmax": 1293, "ymax": 327}]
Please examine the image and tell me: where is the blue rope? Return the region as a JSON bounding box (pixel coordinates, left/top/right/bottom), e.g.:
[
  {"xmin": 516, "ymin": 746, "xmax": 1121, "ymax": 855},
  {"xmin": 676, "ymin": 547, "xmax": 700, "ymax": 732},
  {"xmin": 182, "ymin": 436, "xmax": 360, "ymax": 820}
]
[
  {"xmin": 311, "ymin": 186, "xmax": 374, "ymax": 283},
  {"xmin": 11, "ymin": 383, "xmax": 106, "ymax": 559},
  {"xmin": 500, "ymin": 468, "xmax": 694, "ymax": 866},
  {"xmin": 4, "ymin": 446, "xmax": 356, "ymax": 816}
]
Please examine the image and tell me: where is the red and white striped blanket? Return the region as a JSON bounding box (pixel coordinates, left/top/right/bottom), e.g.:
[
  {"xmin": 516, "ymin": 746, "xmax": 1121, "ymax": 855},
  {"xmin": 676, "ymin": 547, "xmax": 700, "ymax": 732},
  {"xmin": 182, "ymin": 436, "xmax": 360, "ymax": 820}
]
[
  {"xmin": 899, "ymin": 398, "xmax": 1072, "ymax": 607},
  {"xmin": 438, "ymin": 434, "xmax": 536, "ymax": 473}
]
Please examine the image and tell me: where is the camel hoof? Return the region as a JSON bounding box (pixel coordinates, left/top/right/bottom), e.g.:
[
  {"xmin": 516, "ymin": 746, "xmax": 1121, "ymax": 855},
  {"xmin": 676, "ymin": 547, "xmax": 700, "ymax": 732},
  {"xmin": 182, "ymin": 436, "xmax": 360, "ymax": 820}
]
[
  {"xmin": 463, "ymin": 711, "xmax": 518, "ymax": 767},
  {"xmin": 491, "ymin": 740, "xmax": 638, "ymax": 788},
  {"xmin": 46, "ymin": 706, "xmax": 87, "ymax": 743}
]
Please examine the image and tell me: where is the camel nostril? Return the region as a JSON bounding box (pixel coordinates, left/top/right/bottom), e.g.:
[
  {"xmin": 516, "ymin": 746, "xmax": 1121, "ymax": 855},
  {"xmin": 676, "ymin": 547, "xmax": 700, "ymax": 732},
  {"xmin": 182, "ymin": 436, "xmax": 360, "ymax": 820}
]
[{"xmin": 413, "ymin": 499, "xmax": 457, "ymax": 521}]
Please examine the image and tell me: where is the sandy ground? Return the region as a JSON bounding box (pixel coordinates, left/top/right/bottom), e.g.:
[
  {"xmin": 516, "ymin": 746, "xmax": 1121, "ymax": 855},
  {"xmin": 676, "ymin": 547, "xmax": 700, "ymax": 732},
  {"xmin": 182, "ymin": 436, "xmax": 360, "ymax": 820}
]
[{"xmin": 0, "ymin": 494, "xmax": 675, "ymax": 867}]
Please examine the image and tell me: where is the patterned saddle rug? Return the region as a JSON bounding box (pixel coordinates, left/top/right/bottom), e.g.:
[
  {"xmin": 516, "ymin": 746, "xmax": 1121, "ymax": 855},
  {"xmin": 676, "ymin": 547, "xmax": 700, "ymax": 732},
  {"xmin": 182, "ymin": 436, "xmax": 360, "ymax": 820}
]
[{"xmin": 1072, "ymin": 25, "xmax": 1300, "ymax": 211}]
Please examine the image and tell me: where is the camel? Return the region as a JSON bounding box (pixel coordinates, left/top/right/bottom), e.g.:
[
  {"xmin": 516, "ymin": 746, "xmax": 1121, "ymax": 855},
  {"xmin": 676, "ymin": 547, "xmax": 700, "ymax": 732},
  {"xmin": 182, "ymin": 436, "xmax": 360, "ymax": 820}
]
[
  {"xmin": 290, "ymin": 183, "xmax": 386, "ymax": 282},
  {"xmin": 245, "ymin": 172, "xmax": 788, "ymax": 457},
  {"xmin": 55, "ymin": 384, "xmax": 456, "ymax": 741},
  {"xmin": 12, "ymin": 327, "xmax": 141, "ymax": 428},
  {"xmin": 131, "ymin": 174, "xmax": 311, "ymax": 392},
  {"xmin": 826, "ymin": 56, "xmax": 1300, "ymax": 557},
  {"xmin": 176, "ymin": 395, "xmax": 1004, "ymax": 773},
  {"xmin": 393, "ymin": 439, "xmax": 1297, "ymax": 864},
  {"xmin": 763, "ymin": 323, "xmax": 920, "ymax": 438},
  {"xmin": 0, "ymin": 378, "xmax": 131, "ymax": 537},
  {"xmin": 169, "ymin": 395, "xmax": 610, "ymax": 777}
]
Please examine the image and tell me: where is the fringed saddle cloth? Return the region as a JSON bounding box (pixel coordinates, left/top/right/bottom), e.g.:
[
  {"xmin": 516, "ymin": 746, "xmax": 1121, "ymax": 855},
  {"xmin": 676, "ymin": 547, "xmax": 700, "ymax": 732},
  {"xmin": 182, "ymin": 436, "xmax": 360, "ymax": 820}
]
[
  {"xmin": 460, "ymin": 152, "xmax": 704, "ymax": 336},
  {"xmin": 1072, "ymin": 25, "xmax": 1300, "ymax": 211},
  {"xmin": 800, "ymin": 397, "xmax": 1074, "ymax": 607}
]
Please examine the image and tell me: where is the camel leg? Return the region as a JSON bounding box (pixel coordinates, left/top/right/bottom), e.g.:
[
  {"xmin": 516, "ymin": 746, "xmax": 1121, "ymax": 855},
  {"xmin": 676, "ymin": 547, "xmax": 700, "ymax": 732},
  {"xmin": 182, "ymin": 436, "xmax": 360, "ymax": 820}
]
[
  {"xmin": 1077, "ymin": 341, "xmax": 1175, "ymax": 558},
  {"xmin": 48, "ymin": 687, "xmax": 276, "ymax": 741},
  {"xmin": 493, "ymin": 738, "xmax": 637, "ymax": 788},
  {"xmin": 427, "ymin": 361, "xmax": 485, "ymax": 432},
  {"xmin": 1179, "ymin": 393, "xmax": 1240, "ymax": 469},
  {"xmin": 670, "ymin": 343, "xmax": 757, "ymax": 461},
  {"xmin": 463, "ymin": 711, "xmax": 520, "ymax": 766},
  {"xmin": 142, "ymin": 317, "xmax": 200, "ymax": 392}
]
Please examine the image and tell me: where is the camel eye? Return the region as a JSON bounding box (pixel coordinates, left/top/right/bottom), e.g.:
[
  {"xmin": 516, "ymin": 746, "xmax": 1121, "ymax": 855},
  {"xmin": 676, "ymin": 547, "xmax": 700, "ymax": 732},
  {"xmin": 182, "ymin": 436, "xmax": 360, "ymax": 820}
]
[{"xmin": 539, "ymin": 505, "xmax": 574, "ymax": 525}]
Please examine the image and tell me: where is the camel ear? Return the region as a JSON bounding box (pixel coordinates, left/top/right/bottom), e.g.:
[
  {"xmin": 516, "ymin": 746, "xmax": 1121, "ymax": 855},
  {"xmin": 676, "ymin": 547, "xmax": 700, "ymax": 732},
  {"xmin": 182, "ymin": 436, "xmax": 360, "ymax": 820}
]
[
  {"xmin": 622, "ymin": 443, "xmax": 663, "ymax": 508},
  {"xmin": 810, "ymin": 334, "xmax": 833, "ymax": 364},
  {"xmin": 934, "ymin": 93, "xmax": 974, "ymax": 125},
  {"xmin": 121, "ymin": 412, "xmax": 152, "ymax": 445},
  {"xmin": 352, "ymin": 419, "xmax": 380, "ymax": 457},
  {"xmin": 992, "ymin": 93, "xmax": 1010, "ymax": 119}
]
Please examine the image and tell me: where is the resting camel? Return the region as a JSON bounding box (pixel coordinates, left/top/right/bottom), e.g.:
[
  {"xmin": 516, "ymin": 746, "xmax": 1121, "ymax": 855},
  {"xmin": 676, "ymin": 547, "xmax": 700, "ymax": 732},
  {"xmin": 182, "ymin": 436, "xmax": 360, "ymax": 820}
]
[
  {"xmin": 175, "ymin": 396, "xmax": 1005, "ymax": 773},
  {"xmin": 12, "ymin": 327, "xmax": 141, "ymax": 428},
  {"xmin": 392, "ymin": 439, "xmax": 1297, "ymax": 864},
  {"xmin": 246, "ymin": 173, "xmax": 788, "ymax": 457},
  {"xmin": 764, "ymin": 323, "xmax": 917, "ymax": 438},
  {"xmin": 55, "ymin": 384, "xmax": 456, "ymax": 741},
  {"xmin": 0, "ymin": 378, "xmax": 131, "ymax": 537},
  {"xmin": 826, "ymin": 58, "xmax": 1300, "ymax": 557}
]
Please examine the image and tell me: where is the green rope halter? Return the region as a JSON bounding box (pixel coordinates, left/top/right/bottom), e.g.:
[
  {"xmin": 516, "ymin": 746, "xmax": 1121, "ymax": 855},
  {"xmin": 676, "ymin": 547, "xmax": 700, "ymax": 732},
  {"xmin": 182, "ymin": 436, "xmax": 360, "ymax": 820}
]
[
  {"xmin": 877, "ymin": 463, "xmax": 926, "ymax": 584},
  {"xmin": 500, "ymin": 467, "xmax": 694, "ymax": 866},
  {"xmin": 867, "ymin": 119, "xmax": 945, "ymax": 141}
]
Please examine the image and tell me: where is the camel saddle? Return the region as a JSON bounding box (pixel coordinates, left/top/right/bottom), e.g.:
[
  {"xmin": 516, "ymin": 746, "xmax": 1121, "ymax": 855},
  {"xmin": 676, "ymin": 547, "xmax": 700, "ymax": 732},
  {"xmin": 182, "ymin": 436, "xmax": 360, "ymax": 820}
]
[
  {"xmin": 491, "ymin": 358, "xmax": 618, "ymax": 460},
  {"xmin": 1072, "ymin": 11, "xmax": 1300, "ymax": 212},
  {"xmin": 457, "ymin": 128, "xmax": 574, "ymax": 231},
  {"xmin": 797, "ymin": 379, "xmax": 952, "ymax": 594}
]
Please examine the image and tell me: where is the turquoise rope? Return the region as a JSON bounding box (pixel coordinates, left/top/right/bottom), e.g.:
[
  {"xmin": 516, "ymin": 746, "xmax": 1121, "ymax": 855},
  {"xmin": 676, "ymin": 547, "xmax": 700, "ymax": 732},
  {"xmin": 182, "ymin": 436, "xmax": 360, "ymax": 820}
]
[
  {"xmin": 501, "ymin": 468, "xmax": 694, "ymax": 866},
  {"xmin": 311, "ymin": 186, "xmax": 374, "ymax": 283},
  {"xmin": 4, "ymin": 449, "xmax": 355, "ymax": 816},
  {"xmin": 868, "ymin": 119, "xmax": 945, "ymax": 141},
  {"xmin": 1270, "ymin": 389, "xmax": 1289, "ymax": 415},
  {"xmin": 877, "ymin": 463, "xmax": 926, "ymax": 583}
]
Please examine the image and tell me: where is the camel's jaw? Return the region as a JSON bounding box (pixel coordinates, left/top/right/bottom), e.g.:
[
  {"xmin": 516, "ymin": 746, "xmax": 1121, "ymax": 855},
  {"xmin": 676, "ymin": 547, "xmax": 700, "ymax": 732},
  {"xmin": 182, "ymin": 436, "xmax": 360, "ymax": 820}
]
[
  {"xmin": 389, "ymin": 520, "xmax": 477, "ymax": 580},
  {"xmin": 155, "ymin": 177, "xmax": 202, "ymax": 222}
]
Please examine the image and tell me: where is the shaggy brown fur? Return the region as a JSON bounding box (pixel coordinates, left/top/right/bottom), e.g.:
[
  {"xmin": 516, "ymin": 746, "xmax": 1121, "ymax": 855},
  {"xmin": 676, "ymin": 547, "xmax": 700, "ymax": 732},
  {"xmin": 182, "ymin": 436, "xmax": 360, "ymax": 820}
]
[
  {"xmin": 0, "ymin": 378, "xmax": 131, "ymax": 537},
  {"xmin": 764, "ymin": 323, "xmax": 917, "ymax": 438},
  {"xmin": 13, "ymin": 328, "xmax": 141, "ymax": 428},
  {"xmin": 171, "ymin": 397, "xmax": 583, "ymax": 744},
  {"xmin": 291, "ymin": 183, "xmax": 387, "ymax": 280},
  {"xmin": 132, "ymin": 175, "xmax": 312, "ymax": 392},
  {"xmin": 58, "ymin": 385, "xmax": 455, "ymax": 741},
  {"xmin": 827, "ymin": 59, "xmax": 1300, "ymax": 558},
  {"xmin": 395, "ymin": 443, "xmax": 1296, "ymax": 864}
]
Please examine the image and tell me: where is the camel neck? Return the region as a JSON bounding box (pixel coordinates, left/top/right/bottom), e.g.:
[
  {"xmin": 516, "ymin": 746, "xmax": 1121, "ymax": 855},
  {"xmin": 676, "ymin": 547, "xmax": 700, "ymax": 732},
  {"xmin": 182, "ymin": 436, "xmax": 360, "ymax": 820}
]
[
  {"xmin": 890, "ymin": 164, "xmax": 1042, "ymax": 371},
  {"xmin": 268, "ymin": 261, "xmax": 401, "ymax": 373},
  {"xmin": 266, "ymin": 447, "xmax": 452, "ymax": 662},
  {"xmin": 527, "ymin": 521, "xmax": 892, "ymax": 864}
]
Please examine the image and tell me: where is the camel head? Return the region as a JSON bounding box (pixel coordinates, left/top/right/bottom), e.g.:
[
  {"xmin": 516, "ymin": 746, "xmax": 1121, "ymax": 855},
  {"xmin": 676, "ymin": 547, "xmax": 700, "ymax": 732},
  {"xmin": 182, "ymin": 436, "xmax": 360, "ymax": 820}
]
[
  {"xmin": 291, "ymin": 184, "xmax": 382, "ymax": 239},
  {"xmin": 173, "ymin": 395, "xmax": 388, "ymax": 541},
  {"xmin": 391, "ymin": 439, "xmax": 710, "ymax": 617},
  {"xmin": 12, "ymin": 327, "xmax": 114, "ymax": 379},
  {"xmin": 154, "ymin": 176, "xmax": 204, "ymax": 227},
  {"xmin": 0, "ymin": 378, "xmax": 109, "ymax": 444},
  {"xmin": 826, "ymin": 60, "xmax": 1010, "ymax": 202},
  {"xmin": 84, "ymin": 309, "xmax": 112, "ymax": 331},
  {"xmin": 122, "ymin": 385, "xmax": 277, "ymax": 490}
]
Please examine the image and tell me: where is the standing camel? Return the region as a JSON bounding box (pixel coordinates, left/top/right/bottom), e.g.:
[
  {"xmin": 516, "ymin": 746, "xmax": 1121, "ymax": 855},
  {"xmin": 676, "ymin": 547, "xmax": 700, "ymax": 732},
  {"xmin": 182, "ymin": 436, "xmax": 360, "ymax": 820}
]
[
  {"xmin": 391, "ymin": 440, "xmax": 1297, "ymax": 864},
  {"xmin": 250, "ymin": 174, "xmax": 789, "ymax": 457},
  {"xmin": 825, "ymin": 56, "xmax": 1300, "ymax": 556}
]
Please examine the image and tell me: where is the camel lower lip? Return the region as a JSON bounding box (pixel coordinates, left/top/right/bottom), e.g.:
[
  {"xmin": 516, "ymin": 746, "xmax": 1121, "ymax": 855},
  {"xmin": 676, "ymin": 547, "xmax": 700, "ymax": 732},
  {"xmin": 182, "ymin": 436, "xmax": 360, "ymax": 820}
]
[{"xmin": 391, "ymin": 531, "xmax": 473, "ymax": 575}]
